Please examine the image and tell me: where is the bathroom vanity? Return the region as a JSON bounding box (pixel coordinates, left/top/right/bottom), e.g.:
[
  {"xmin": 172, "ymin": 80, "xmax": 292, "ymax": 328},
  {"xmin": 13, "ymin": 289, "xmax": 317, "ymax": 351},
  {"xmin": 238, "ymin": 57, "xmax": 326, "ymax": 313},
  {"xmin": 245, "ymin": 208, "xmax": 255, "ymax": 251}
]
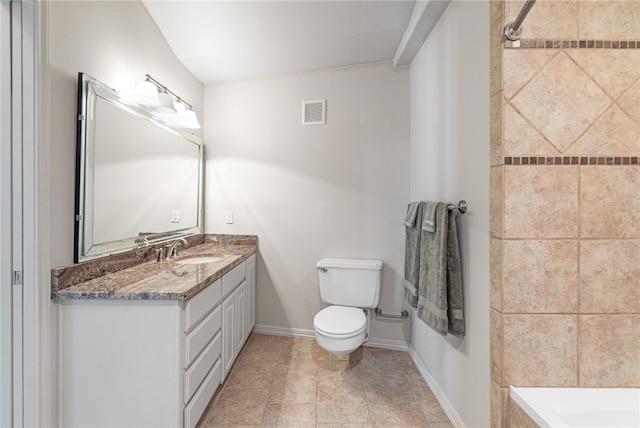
[{"xmin": 52, "ymin": 236, "xmax": 256, "ymax": 428}]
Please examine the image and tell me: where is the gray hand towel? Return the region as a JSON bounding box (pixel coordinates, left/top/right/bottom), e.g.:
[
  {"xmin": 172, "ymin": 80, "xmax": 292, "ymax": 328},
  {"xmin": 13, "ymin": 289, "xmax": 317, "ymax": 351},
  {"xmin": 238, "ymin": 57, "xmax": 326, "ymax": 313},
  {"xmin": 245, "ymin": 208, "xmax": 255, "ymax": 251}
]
[
  {"xmin": 403, "ymin": 201, "xmax": 423, "ymax": 227},
  {"xmin": 446, "ymin": 210, "xmax": 464, "ymax": 337},
  {"xmin": 422, "ymin": 201, "xmax": 438, "ymax": 233},
  {"xmin": 404, "ymin": 202, "xmax": 425, "ymax": 308},
  {"xmin": 417, "ymin": 203, "xmax": 449, "ymax": 335}
]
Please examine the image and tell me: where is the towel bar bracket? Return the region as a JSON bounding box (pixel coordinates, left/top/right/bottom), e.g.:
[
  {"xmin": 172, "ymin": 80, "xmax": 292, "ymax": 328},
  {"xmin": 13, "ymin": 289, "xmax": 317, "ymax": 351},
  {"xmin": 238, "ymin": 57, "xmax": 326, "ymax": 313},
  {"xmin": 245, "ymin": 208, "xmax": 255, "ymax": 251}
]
[
  {"xmin": 447, "ymin": 200, "xmax": 467, "ymax": 214},
  {"xmin": 375, "ymin": 307, "xmax": 409, "ymax": 320}
]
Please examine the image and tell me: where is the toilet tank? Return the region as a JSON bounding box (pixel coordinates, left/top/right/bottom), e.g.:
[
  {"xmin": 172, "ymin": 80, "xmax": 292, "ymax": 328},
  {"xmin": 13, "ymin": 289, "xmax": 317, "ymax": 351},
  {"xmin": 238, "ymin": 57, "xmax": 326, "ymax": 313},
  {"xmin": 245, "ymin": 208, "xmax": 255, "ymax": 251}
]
[{"xmin": 317, "ymin": 258, "xmax": 383, "ymax": 308}]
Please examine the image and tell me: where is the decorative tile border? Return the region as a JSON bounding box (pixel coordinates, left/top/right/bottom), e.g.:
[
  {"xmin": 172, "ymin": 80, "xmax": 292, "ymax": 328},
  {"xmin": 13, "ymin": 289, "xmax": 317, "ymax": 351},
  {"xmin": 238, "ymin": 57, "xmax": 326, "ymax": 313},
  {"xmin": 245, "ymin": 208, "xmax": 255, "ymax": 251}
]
[
  {"xmin": 504, "ymin": 156, "xmax": 639, "ymax": 166},
  {"xmin": 505, "ymin": 39, "xmax": 640, "ymax": 49}
]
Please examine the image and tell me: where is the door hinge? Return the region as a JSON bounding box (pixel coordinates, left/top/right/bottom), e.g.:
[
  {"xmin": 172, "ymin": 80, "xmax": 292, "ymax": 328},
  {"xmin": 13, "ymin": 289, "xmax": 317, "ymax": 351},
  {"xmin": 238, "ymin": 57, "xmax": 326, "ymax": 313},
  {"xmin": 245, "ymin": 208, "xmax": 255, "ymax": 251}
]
[{"xmin": 13, "ymin": 270, "xmax": 22, "ymax": 285}]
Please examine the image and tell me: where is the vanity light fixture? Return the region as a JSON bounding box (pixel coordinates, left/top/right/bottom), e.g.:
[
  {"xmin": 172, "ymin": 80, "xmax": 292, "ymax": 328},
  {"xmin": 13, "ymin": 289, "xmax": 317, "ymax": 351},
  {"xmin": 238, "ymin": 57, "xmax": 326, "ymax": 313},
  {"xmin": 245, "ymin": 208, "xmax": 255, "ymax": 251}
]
[
  {"xmin": 134, "ymin": 74, "xmax": 200, "ymax": 129},
  {"xmin": 156, "ymin": 90, "xmax": 177, "ymax": 114},
  {"xmin": 132, "ymin": 78, "xmax": 160, "ymax": 106}
]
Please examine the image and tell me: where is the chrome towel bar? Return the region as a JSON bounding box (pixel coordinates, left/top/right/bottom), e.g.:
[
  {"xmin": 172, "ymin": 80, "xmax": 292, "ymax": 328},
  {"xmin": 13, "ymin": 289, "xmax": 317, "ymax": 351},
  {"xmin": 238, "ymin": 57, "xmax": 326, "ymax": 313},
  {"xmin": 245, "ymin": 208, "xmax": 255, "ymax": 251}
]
[{"xmin": 375, "ymin": 307, "xmax": 409, "ymax": 320}]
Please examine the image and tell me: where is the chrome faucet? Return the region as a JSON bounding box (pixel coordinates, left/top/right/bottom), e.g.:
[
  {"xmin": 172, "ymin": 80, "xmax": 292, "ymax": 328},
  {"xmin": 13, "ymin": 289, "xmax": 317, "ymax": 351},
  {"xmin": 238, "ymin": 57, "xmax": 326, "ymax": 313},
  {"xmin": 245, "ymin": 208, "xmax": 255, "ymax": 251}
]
[{"xmin": 165, "ymin": 237, "xmax": 188, "ymax": 259}]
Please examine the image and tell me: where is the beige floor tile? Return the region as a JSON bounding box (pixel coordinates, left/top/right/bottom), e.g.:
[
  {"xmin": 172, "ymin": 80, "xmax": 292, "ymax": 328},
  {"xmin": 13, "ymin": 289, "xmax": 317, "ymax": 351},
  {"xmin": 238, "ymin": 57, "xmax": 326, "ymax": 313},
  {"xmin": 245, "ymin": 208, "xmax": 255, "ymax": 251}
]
[
  {"xmin": 199, "ymin": 334, "xmax": 451, "ymax": 428},
  {"xmin": 206, "ymin": 388, "xmax": 270, "ymax": 426},
  {"xmin": 225, "ymin": 366, "xmax": 274, "ymax": 390},
  {"xmin": 361, "ymin": 372, "xmax": 415, "ymax": 404},
  {"xmin": 261, "ymin": 403, "xmax": 316, "ymax": 427},
  {"xmin": 316, "ymin": 386, "xmax": 370, "ymax": 424},
  {"xmin": 269, "ymin": 371, "xmax": 317, "ymax": 403},
  {"xmin": 367, "ymin": 401, "xmax": 430, "ymax": 427},
  {"xmin": 413, "ymin": 387, "xmax": 450, "ymax": 423}
]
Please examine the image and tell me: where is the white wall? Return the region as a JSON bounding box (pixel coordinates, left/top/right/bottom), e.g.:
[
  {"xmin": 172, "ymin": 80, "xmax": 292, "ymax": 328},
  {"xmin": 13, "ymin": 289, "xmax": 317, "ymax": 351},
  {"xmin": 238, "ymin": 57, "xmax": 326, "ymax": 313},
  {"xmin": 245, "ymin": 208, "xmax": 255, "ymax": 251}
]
[
  {"xmin": 49, "ymin": 0, "xmax": 204, "ymax": 268},
  {"xmin": 409, "ymin": 1, "xmax": 490, "ymax": 426},
  {"xmin": 204, "ymin": 62, "xmax": 411, "ymax": 344}
]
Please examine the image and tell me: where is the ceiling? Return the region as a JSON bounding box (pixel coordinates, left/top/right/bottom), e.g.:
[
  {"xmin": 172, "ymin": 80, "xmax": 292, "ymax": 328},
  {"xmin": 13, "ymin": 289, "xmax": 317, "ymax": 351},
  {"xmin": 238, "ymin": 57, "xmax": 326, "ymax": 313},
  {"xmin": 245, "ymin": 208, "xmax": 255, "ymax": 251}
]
[{"xmin": 142, "ymin": 1, "xmax": 418, "ymax": 84}]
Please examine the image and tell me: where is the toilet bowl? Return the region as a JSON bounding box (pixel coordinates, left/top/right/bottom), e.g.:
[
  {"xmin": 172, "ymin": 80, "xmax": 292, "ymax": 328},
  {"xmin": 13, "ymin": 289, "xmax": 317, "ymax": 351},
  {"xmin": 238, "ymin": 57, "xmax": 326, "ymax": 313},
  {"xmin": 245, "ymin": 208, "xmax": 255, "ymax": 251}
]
[
  {"xmin": 313, "ymin": 305, "xmax": 367, "ymax": 356},
  {"xmin": 313, "ymin": 258, "xmax": 382, "ymax": 357}
]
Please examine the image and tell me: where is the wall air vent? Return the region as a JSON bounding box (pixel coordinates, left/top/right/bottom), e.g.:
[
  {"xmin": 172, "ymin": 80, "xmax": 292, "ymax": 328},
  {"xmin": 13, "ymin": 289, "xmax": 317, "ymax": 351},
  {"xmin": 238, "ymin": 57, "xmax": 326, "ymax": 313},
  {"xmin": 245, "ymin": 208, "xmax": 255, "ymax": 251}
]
[{"xmin": 302, "ymin": 99, "xmax": 326, "ymax": 126}]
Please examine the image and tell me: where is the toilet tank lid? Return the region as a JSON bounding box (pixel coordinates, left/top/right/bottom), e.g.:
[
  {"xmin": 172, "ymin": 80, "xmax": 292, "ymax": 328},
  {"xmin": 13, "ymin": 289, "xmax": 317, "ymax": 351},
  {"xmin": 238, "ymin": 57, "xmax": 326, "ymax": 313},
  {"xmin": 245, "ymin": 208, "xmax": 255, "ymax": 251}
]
[{"xmin": 317, "ymin": 258, "xmax": 383, "ymax": 270}]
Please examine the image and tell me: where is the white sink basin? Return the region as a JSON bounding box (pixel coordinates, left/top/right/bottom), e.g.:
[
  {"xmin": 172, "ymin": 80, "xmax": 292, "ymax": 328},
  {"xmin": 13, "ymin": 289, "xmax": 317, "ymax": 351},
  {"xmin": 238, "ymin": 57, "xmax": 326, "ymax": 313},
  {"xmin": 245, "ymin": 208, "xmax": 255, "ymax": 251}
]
[{"xmin": 176, "ymin": 256, "xmax": 223, "ymax": 265}]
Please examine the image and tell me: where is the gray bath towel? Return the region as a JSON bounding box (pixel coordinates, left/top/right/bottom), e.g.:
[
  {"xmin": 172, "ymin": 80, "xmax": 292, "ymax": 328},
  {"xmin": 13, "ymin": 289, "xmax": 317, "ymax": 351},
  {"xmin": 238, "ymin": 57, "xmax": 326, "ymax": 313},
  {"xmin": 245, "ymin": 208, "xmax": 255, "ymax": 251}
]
[
  {"xmin": 417, "ymin": 203, "xmax": 449, "ymax": 334},
  {"xmin": 417, "ymin": 203, "xmax": 465, "ymax": 336},
  {"xmin": 404, "ymin": 202, "xmax": 425, "ymax": 308},
  {"xmin": 446, "ymin": 209, "xmax": 464, "ymax": 337}
]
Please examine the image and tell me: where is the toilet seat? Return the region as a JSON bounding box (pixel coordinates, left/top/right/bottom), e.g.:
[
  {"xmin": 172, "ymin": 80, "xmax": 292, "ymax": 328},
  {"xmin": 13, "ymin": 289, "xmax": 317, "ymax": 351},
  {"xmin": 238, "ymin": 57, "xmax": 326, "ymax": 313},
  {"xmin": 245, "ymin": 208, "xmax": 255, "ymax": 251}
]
[{"xmin": 314, "ymin": 306, "xmax": 366, "ymax": 337}]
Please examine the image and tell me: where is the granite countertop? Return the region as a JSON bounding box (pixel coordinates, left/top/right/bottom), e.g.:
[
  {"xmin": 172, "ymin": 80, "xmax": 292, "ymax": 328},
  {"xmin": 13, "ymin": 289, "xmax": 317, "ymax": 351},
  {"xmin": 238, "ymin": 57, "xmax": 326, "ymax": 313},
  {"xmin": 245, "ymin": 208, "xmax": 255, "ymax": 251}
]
[{"xmin": 52, "ymin": 239, "xmax": 256, "ymax": 301}]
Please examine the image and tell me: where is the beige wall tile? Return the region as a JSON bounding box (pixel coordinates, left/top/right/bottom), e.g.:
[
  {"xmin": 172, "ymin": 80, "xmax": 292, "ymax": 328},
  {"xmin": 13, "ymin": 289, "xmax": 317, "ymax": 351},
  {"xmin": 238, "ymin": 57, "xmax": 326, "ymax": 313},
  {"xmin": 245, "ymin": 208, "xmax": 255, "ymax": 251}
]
[
  {"xmin": 490, "ymin": 238, "xmax": 503, "ymax": 310},
  {"xmin": 567, "ymin": 105, "xmax": 639, "ymax": 156},
  {"xmin": 491, "ymin": 93, "xmax": 504, "ymax": 166},
  {"xmin": 579, "ymin": 315, "xmax": 640, "ymax": 387},
  {"xmin": 580, "ymin": 167, "xmax": 640, "ymax": 238},
  {"xmin": 504, "ymin": 102, "xmax": 557, "ymax": 156},
  {"xmin": 618, "ymin": 80, "xmax": 640, "ymax": 126},
  {"xmin": 511, "ymin": 53, "xmax": 611, "ymax": 152},
  {"xmin": 508, "ymin": 398, "xmax": 539, "ymax": 428},
  {"xmin": 503, "ymin": 315, "xmax": 577, "ymax": 386},
  {"xmin": 490, "ymin": 380, "xmax": 509, "ymax": 428},
  {"xmin": 490, "ymin": 166, "xmax": 503, "ymax": 238},
  {"xmin": 504, "ymin": 166, "xmax": 579, "ymax": 239},
  {"xmin": 503, "ymin": 240, "xmax": 578, "ymax": 313},
  {"xmin": 505, "ymin": 0, "xmax": 579, "ymax": 39},
  {"xmin": 491, "ymin": 309, "xmax": 503, "ymax": 384},
  {"xmin": 503, "ymin": 50, "xmax": 556, "ymax": 100},
  {"xmin": 491, "ymin": 0, "xmax": 504, "ymax": 24},
  {"xmin": 567, "ymin": 50, "xmax": 640, "ymax": 100},
  {"xmin": 580, "ymin": 240, "xmax": 640, "ymax": 313},
  {"xmin": 490, "ymin": 19, "xmax": 503, "ymax": 98},
  {"xmin": 579, "ymin": 1, "xmax": 640, "ymax": 40}
]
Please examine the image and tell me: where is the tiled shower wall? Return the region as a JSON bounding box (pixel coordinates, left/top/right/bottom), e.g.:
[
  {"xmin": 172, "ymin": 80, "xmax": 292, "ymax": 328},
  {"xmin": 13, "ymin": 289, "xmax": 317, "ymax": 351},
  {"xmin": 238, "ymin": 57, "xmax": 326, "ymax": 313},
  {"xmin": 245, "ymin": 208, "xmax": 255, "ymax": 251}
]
[{"xmin": 490, "ymin": 1, "xmax": 640, "ymax": 426}]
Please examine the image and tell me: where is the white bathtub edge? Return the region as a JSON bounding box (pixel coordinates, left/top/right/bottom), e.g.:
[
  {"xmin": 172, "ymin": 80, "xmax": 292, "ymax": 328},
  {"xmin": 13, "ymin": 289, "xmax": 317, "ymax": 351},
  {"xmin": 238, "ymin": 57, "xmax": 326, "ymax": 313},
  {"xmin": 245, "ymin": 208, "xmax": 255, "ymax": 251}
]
[{"xmin": 509, "ymin": 386, "xmax": 554, "ymax": 428}]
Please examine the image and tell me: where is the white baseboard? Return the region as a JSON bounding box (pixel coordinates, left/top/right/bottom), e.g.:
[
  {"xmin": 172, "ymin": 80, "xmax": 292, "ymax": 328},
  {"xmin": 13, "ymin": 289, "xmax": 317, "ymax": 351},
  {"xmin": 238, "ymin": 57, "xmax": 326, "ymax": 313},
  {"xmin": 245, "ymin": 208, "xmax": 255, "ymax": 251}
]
[
  {"xmin": 252, "ymin": 324, "xmax": 315, "ymax": 338},
  {"xmin": 365, "ymin": 336, "xmax": 409, "ymax": 351},
  {"xmin": 252, "ymin": 324, "xmax": 409, "ymax": 352},
  {"xmin": 408, "ymin": 344, "xmax": 466, "ymax": 428}
]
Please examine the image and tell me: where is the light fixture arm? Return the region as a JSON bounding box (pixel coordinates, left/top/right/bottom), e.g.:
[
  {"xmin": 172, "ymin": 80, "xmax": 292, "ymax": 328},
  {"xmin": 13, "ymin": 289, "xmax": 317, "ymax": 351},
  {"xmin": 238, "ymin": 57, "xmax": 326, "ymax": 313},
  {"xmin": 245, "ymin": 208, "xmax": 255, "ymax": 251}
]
[{"xmin": 144, "ymin": 74, "xmax": 193, "ymax": 110}]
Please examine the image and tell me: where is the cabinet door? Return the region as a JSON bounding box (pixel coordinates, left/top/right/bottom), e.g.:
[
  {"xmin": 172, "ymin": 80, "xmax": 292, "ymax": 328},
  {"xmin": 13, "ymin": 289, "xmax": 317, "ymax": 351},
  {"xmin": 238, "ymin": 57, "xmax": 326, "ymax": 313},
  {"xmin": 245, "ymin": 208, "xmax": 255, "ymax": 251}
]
[
  {"xmin": 246, "ymin": 255, "xmax": 256, "ymax": 335},
  {"xmin": 221, "ymin": 292, "xmax": 236, "ymax": 379},
  {"xmin": 235, "ymin": 281, "xmax": 247, "ymax": 354}
]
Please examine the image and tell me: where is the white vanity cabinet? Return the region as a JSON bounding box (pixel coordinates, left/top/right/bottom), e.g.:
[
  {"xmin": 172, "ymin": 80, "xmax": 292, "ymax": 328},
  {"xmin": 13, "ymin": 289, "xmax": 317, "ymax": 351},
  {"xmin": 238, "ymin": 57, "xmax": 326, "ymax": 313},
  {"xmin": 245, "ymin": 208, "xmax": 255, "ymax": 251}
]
[
  {"xmin": 220, "ymin": 254, "xmax": 255, "ymax": 379},
  {"xmin": 59, "ymin": 255, "xmax": 256, "ymax": 428}
]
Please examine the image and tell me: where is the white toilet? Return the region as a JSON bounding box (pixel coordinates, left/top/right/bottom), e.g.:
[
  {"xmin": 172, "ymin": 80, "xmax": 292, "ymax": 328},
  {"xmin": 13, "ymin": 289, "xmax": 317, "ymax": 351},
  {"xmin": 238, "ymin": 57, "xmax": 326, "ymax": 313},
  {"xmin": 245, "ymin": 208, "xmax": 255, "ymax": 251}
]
[{"xmin": 313, "ymin": 258, "xmax": 383, "ymax": 357}]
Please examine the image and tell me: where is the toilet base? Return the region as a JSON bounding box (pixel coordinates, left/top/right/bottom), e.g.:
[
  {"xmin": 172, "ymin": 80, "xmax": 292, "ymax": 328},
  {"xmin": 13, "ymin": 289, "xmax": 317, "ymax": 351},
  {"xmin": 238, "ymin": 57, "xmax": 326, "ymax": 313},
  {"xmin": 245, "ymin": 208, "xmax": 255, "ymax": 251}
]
[{"xmin": 314, "ymin": 329, "xmax": 366, "ymax": 357}]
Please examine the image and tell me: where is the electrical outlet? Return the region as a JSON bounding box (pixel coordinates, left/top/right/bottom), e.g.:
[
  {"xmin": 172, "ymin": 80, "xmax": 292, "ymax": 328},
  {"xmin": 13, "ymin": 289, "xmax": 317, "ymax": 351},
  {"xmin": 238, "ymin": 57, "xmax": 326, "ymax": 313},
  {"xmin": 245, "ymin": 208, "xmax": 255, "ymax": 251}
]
[
  {"xmin": 171, "ymin": 210, "xmax": 181, "ymax": 223},
  {"xmin": 226, "ymin": 211, "xmax": 233, "ymax": 224}
]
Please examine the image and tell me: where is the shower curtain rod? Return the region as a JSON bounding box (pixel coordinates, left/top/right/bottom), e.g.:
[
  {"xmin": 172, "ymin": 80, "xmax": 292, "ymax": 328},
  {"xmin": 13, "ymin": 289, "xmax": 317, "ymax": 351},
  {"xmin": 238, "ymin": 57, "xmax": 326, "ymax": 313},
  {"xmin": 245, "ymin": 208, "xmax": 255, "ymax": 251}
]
[{"xmin": 504, "ymin": 0, "xmax": 537, "ymax": 41}]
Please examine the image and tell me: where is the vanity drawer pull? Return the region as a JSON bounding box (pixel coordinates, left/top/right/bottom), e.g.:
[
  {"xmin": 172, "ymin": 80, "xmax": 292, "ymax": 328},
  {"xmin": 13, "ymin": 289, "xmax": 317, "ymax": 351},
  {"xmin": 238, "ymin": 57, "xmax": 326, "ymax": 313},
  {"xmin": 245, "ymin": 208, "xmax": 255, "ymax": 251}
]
[
  {"xmin": 185, "ymin": 279, "xmax": 222, "ymax": 333},
  {"xmin": 184, "ymin": 331, "xmax": 221, "ymax": 404},
  {"xmin": 184, "ymin": 305, "xmax": 221, "ymax": 368},
  {"xmin": 222, "ymin": 262, "xmax": 245, "ymax": 297}
]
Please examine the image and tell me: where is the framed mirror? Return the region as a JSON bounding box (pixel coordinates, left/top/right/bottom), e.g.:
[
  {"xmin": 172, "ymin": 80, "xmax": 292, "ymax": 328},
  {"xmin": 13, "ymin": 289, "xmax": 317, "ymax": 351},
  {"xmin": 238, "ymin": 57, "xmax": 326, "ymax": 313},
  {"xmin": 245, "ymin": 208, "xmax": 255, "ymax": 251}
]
[{"xmin": 75, "ymin": 73, "xmax": 203, "ymax": 262}]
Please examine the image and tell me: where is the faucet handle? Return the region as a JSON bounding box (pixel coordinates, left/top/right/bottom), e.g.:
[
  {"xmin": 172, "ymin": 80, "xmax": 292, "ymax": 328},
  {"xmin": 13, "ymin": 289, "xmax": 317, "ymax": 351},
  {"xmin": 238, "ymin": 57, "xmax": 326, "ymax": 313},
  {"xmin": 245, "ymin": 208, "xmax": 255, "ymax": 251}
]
[{"xmin": 156, "ymin": 247, "xmax": 166, "ymax": 262}]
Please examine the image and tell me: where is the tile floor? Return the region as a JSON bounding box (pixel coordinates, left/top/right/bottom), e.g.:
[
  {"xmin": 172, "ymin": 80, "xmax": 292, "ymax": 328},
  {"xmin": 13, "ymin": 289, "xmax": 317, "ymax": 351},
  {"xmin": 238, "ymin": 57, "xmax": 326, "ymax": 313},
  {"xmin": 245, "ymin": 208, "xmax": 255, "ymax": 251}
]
[{"xmin": 199, "ymin": 333, "xmax": 453, "ymax": 427}]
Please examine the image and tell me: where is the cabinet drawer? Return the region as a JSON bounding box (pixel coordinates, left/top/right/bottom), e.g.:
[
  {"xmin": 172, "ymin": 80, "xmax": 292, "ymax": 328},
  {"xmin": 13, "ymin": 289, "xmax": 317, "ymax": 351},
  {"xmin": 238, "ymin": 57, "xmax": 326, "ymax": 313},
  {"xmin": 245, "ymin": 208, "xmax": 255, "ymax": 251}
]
[
  {"xmin": 184, "ymin": 279, "xmax": 222, "ymax": 333},
  {"xmin": 184, "ymin": 331, "xmax": 221, "ymax": 404},
  {"xmin": 184, "ymin": 305, "xmax": 221, "ymax": 368},
  {"xmin": 184, "ymin": 358, "xmax": 221, "ymax": 428},
  {"xmin": 222, "ymin": 262, "xmax": 245, "ymax": 297}
]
